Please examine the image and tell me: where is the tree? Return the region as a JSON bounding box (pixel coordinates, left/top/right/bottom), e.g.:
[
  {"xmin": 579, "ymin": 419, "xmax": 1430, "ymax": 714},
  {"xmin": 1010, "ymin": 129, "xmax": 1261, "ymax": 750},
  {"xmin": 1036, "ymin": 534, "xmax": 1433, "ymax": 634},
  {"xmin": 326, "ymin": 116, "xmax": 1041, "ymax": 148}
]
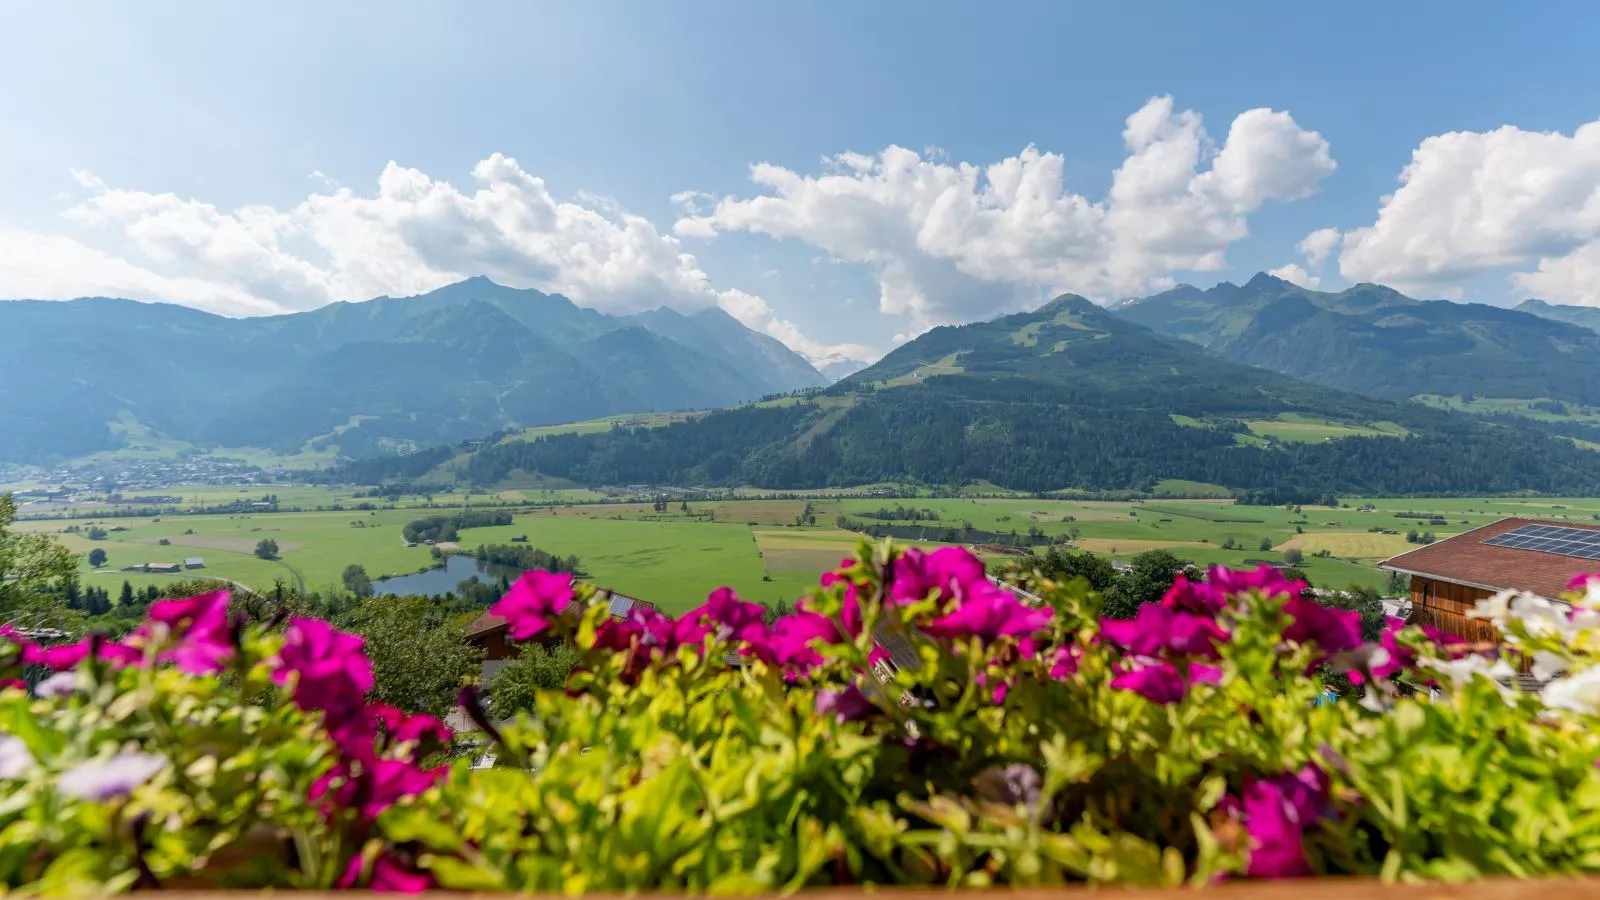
[
  {"xmin": 1104, "ymin": 550, "xmax": 1187, "ymax": 619},
  {"xmin": 1036, "ymin": 547, "xmax": 1118, "ymax": 594},
  {"xmin": 1259, "ymin": 537, "xmax": 1273, "ymax": 552},
  {"xmin": 88, "ymin": 548, "xmax": 108, "ymax": 568},
  {"xmin": 342, "ymin": 563, "xmax": 373, "ymax": 597},
  {"xmin": 343, "ymin": 594, "xmax": 481, "ymax": 718},
  {"xmin": 1283, "ymin": 547, "xmax": 1305, "ymax": 566},
  {"xmin": 119, "ymin": 581, "xmax": 136, "ymax": 607},
  {"xmin": 488, "ymin": 642, "xmax": 581, "ymax": 719},
  {"xmin": 86, "ymin": 526, "xmax": 108, "ymax": 541},
  {"xmin": 0, "ymin": 494, "xmax": 78, "ymax": 623},
  {"xmin": 255, "ymin": 538, "xmax": 280, "ymax": 560}
]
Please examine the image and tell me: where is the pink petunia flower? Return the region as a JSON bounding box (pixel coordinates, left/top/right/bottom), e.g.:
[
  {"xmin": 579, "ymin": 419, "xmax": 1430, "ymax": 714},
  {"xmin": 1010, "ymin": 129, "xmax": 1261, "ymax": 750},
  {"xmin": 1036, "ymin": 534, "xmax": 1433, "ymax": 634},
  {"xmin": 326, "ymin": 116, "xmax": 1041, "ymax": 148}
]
[
  {"xmin": 1109, "ymin": 662, "xmax": 1189, "ymax": 705},
  {"xmin": 1282, "ymin": 597, "xmax": 1362, "ymax": 658},
  {"xmin": 815, "ymin": 684, "xmax": 876, "ymax": 723},
  {"xmin": 920, "ymin": 586, "xmax": 1051, "ymax": 644},
  {"xmin": 889, "ymin": 546, "xmax": 989, "ymax": 607},
  {"xmin": 1209, "ymin": 565, "xmax": 1306, "ymax": 600},
  {"xmin": 1224, "ymin": 765, "xmax": 1330, "ymax": 879},
  {"xmin": 770, "ymin": 611, "xmax": 842, "ymax": 675},
  {"xmin": 1048, "ymin": 644, "xmax": 1080, "ymax": 680},
  {"xmin": 274, "ymin": 618, "xmax": 374, "ymax": 714},
  {"xmin": 138, "ymin": 590, "xmax": 234, "ymax": 674},
  {"xmin": 1101, "ymin": 604, "xmax": 1229, "ymax": 658},
  {"xmin": 675, "ymin": 587, "xmax": 770, "ymax": 650},
  {"xmin": 488, "ymin": 570, "xmax": 576, "ymax": 640}
]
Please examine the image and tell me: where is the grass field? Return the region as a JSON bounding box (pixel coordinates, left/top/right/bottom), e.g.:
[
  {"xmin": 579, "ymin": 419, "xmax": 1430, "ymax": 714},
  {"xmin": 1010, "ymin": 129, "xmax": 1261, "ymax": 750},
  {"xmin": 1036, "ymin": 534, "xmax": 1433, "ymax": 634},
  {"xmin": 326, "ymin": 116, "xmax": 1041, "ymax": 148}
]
[
  {"xmin": 1242, "ymin": 413, "xmax": 1410, "ymax": 443},
  {"xmin": 18, "ymin": 486, "xmax": 1600, "ymax": 613}
]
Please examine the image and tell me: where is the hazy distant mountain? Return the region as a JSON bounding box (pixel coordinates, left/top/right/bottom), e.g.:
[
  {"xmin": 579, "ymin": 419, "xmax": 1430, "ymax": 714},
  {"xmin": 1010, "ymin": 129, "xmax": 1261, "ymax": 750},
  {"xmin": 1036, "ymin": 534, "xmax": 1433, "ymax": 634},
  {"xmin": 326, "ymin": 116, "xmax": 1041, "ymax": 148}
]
[
  {"xmin": 336, "ymin": 291, "xmax": 1600, "ymax": 497},
  {"xmin": 0, "ymin": 278, "xmax": 825, "ymax": 463},
  {"xmin": 1515, "ymin": 298, "xmax": 1600, "ymax": 334},
  {"xmin": 1112, "ymin": 273, "xmax": 1600, "ymax": 405}
]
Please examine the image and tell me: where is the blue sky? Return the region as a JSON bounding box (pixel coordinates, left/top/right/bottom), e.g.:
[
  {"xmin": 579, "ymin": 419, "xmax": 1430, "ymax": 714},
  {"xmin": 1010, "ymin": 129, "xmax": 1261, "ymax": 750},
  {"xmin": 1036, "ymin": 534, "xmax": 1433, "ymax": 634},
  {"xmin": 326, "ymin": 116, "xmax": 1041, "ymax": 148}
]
[{"xmin": 4, "ymin": 0, "xmax": 1599, "ymax": 366}]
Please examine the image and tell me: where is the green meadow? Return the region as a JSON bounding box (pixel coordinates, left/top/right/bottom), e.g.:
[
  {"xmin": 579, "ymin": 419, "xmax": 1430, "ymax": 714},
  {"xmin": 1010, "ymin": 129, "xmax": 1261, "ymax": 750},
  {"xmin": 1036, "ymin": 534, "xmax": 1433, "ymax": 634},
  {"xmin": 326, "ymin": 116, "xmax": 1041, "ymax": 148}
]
[{"xmin": 15, "ymin": 487, "xmax": 1600, "ymax": 613}]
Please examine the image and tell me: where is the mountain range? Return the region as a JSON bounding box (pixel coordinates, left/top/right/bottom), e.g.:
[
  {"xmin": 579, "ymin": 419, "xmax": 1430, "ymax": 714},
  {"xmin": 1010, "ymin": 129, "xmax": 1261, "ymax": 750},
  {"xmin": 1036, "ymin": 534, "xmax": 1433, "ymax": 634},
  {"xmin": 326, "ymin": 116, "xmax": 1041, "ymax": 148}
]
[
  {"xmin": 0, "ymin": 278, "xmax": 825, "ymax": 463},
  {"xmin": 335, "ymin": 291, "xmax": 1600, "ymax": 497},
  {"xmin": 1111, "ymin": 273, "xmax": 1600, "ymax": 406}
]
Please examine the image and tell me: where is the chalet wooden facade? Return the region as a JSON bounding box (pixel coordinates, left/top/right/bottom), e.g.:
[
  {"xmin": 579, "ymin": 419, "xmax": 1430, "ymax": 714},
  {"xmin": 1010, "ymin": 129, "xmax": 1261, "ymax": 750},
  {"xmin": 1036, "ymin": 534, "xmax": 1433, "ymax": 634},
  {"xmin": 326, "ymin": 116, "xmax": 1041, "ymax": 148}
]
[{"xmin": 1380, "ymin": 517, "xmax": 1600, "ymax": 643}]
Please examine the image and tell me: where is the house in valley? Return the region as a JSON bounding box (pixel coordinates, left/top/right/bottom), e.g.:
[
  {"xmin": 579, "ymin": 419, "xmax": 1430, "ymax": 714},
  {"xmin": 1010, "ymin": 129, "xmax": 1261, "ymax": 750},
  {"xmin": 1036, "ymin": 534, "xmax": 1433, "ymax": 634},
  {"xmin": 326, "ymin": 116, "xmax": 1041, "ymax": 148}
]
[{"xmin": 1379, "ymin": 518, "xmax": 1600, "ymax": 642}]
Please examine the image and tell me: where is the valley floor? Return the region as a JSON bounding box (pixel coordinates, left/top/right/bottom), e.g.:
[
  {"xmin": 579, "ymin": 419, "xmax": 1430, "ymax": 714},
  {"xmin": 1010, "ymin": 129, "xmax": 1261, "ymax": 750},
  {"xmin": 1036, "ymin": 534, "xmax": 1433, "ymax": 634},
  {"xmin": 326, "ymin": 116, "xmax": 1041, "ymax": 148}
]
[{"xmin": 13, "ymin": 484, "xmax": 1600, "ymax": 613}]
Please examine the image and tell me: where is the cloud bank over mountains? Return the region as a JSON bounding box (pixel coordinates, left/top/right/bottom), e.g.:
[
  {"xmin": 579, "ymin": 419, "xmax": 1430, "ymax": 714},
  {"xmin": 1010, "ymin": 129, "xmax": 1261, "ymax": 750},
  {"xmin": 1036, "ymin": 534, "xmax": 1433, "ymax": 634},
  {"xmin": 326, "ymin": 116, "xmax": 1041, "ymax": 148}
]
[
  {"xmin": 4, "ymin": 94, "xmax": 1600, "ymax": 368},
  {"xmin": 1282, "ymin": 120, "xmax": 1600, "ymax": 305}
]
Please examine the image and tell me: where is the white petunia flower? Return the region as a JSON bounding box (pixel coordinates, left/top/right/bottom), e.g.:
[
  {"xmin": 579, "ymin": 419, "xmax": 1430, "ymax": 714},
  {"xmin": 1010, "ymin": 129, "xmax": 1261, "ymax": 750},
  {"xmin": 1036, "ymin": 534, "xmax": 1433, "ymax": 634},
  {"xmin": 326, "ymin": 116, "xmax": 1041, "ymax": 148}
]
[
  {"xmin": 1510, "ymin": 593, "xmax": 1573, "ymax": 638},
  {"xmin": 1423, "ymin": 655, "xmax": 1513, "ymax": 696},
  {"xmin": 1542, "ymin": 666, "xmax": 1600, "ymax": 717},
  {"xmin": 0, "ymin": 735, "xmax": 34, "ymax": 780},
  {"xmin": 1471, "ymin": 590, "xmax": 1517, "ymax": 627},
  {"xmin": 1532, "ymin": 650, "xmax": 1571, "ymax": 681},
  {"xmin": 57, "ymin": 753, "xmax": 166, "ymax": 801}
]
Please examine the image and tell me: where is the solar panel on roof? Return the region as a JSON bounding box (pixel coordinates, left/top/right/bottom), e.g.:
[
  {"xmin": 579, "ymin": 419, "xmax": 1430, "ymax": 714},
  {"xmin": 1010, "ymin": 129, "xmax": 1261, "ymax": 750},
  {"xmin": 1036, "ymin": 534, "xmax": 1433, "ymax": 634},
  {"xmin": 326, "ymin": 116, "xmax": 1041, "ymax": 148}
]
[
  {"xmin": 1482, "ymin": 523, "xmax": 1600, "ymax": 561},
  {"xmin": 606, "ymin": 594, "xmax": 634, "ymax": 617}
]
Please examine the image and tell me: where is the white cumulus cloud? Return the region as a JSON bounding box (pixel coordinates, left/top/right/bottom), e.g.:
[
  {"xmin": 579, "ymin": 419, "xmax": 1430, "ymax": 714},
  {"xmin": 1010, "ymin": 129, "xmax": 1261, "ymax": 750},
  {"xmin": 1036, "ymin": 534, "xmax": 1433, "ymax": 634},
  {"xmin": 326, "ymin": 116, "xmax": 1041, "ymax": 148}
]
[
  {"xmin": 1336, "ymin": 119, "xmax": 1600, "ymax": 304},
  {"xmin": 1299, "ymin": 227, "xmax": 1341, "ymax": 270},
  {"xmin": 1267, "ymin": 263, "xmax": 1320, "ymax": 290},
  {"xmin": 3, "ymin": 155, "xmax": 868, "ymax": 366},
  {"xmin": 674, "ymin": 95, "xmax": 1335, "ymax": 331}
]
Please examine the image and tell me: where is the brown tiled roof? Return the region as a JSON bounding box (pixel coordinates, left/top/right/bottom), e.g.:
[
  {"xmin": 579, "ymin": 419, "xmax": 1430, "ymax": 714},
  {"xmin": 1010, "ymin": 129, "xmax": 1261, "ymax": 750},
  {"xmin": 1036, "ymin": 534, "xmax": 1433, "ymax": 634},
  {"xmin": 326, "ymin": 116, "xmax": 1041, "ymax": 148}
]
[
  {"xmin": 1379, "ymin": 517, "xmax": 1600, "ymax": 599},
  {"xmin": 463, "ymin": 611, "xmax": 508, "ymax": 640}
]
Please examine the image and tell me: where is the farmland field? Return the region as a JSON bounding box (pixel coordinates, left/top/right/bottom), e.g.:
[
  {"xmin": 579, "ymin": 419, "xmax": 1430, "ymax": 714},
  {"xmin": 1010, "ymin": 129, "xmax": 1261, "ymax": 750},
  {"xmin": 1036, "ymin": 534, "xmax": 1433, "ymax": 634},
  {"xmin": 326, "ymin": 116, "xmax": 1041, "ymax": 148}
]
[{"xmin": 14, "ymin": 486, "xmax": 1600, "ymax": 613}]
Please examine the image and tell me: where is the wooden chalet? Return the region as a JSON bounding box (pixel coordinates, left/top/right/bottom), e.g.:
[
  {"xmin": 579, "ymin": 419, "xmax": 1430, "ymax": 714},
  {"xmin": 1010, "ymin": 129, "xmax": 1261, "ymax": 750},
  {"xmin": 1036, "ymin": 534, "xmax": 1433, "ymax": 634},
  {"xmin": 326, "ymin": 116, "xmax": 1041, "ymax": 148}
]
[{"xmin": 1379, "ymin": 518, "xmax": 1600, "ymax": 642}]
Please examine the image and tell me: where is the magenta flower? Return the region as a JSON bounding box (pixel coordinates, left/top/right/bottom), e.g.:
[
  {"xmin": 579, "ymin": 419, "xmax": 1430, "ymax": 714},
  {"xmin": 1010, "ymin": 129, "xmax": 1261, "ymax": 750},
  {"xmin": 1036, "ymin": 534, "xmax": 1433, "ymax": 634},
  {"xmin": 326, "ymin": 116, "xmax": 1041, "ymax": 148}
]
[
  {"xmin": 1161, "ymin": 574, "xmax": 1227, "ymax": 616},
  {"xmin": 138, "ymin": 590, "xmax": 234, "ymax": 674},
  {"xmin": 1102, "ymin": 605, "xmax": 1229, "ymax": 658},
  {"xmin": 489, "ymin": 570, "xmax": 575, "ymax": 640},
  {"xmin": 1110, "ymin": 662, "xmax": 1188, "ymax": 705},
  {"xmin": 921, "ymin": 587, "xmax": 1051, "ymax": 644},
  {"xmin": 274, "ymin": 618, "xmax": 374, "ymax": 713},
  {"xmin": 1282, "ymin": 597, "xmax": 1361, "ymax": 657},
  {"xmin": 771, "ymin": 611, "xmax": 842, "ymax": 674},
  {"xmin": 24, "ymin": 637, "xmax": 141, "ymax": 671},
  {"xmin": 889, "ymin": 546, "xmax": 988, "ymax": 607},
  {"xmin": 311, "ymin": 757, "xmax": 445, "ymax": 820},
  {"xmin": 1048, "ymin": 644, "xmax": 1080, "ymax": 680},
  {"xmin": 1568, "ymin": 572, "xmax": 1600, "ymax": 592},
  {"xmin": 815, "ymin": 684, "xmax": 876, "ymax": 723},
  {"xmin": 1227, "ymin": 765, "xmax": 1330, "ymax": 879},
  {"xmin": 347, "ymin": 853, "xmax": 434, "ymax": 893},
  {"xmin": 976, "ymin": 672, "xmax": 1010, "ymax": 704},
  {"xmin": 1209, "ymin": 565, "xmax": 1305, "ymax": 600},
  {"xmin": 676, "ymin": 587, "xmax": 770, "ymax": 649}
]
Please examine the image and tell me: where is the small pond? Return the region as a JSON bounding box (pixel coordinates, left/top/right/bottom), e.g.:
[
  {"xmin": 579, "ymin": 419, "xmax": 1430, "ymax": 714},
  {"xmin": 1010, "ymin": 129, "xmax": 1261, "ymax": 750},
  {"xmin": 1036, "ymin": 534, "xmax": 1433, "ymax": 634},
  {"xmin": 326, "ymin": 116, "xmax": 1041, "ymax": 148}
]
[{"xmin": 371, "ymin": 554, "xmax": 524, "ymax": 597}]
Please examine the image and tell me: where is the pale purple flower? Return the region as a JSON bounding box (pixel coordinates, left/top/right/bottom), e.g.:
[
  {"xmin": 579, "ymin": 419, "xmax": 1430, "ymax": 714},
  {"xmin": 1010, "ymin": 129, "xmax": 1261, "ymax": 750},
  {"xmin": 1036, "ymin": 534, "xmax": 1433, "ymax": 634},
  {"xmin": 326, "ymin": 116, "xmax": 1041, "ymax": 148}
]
[
  {"xmin": 57, "ymin": 752, "xmax": 166, "ymax": 800},
  {"xmin": 35, "ymin": 671, "xmax": 78, "ymax": 699},
  {"xmin": 0, "ymin": 734, "xmax": 34, "ymax": 779}
]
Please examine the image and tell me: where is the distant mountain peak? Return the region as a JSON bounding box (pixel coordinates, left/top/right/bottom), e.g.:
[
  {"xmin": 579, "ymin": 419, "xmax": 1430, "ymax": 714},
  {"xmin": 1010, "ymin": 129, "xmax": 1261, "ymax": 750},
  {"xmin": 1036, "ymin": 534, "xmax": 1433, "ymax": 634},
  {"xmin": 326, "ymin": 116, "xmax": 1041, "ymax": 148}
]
[{"xmin": 1243, "ymin": 271, "xmax": 1293, "ymax": 291}]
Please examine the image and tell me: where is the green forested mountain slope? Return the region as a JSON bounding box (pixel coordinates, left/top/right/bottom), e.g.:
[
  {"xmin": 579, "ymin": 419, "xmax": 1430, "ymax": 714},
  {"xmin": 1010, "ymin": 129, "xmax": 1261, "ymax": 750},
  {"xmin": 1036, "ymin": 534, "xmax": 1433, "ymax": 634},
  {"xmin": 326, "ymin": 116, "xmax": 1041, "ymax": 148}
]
[
  {"xmin": 1516, "ymin": 298, "xmax": 1600, "ymax": 334},
  {"xmin": 1111, "ymin": 273, "xmax": 1600, "ymax": 405},
  {"xmin": 333, "ymin": 293, "xmax": 1600, "ymax": 497},
  {"xmin": 0, "ymin": 279, "xmax": 825, "ymax": 462}
]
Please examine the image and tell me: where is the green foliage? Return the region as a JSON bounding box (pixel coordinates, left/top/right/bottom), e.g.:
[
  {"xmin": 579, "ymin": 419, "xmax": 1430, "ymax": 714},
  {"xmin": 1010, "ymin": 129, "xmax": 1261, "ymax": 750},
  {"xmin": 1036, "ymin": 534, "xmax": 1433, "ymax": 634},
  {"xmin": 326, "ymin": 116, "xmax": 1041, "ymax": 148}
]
[
  {"xmin": 342, "ymin": 564, "xmax": 373, "ymax": 598},
  {"xmin": 0, "ymin": 494, "xmax": 78, "ymax": 625},
  {"xmin": 1103, "ymin": 549, "xmax": 1192, "ymax": 618},
  {"xmin": 341, "ymin": 594, "xmax": 482, "ymax": 719},
  {"xmin": 87, "ymin": 548, "xmax": 108, "ymax": 568},
  {"xmin": 254, "ymin": 538, "xmax": 279, "ymax": 560},
  {"xmin": 1284, "ymin": 547, "xmax": 1306, "ymax": 566},
  {"xmin": 8, "ymin": 541, "xmax": 1600, "ymax": 893},
  {"xmin": 486, "ymin": 642, "xmax": 581, "ymax": 720}
]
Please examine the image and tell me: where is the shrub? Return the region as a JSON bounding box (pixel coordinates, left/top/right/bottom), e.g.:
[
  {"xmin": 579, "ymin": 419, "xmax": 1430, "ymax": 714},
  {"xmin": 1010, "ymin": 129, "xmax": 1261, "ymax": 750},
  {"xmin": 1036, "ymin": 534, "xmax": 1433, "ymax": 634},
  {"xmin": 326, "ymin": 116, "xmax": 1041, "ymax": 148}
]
[{"xmin": 4, "ymin": 545, "xmax": 1600, "ymax": 892}]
